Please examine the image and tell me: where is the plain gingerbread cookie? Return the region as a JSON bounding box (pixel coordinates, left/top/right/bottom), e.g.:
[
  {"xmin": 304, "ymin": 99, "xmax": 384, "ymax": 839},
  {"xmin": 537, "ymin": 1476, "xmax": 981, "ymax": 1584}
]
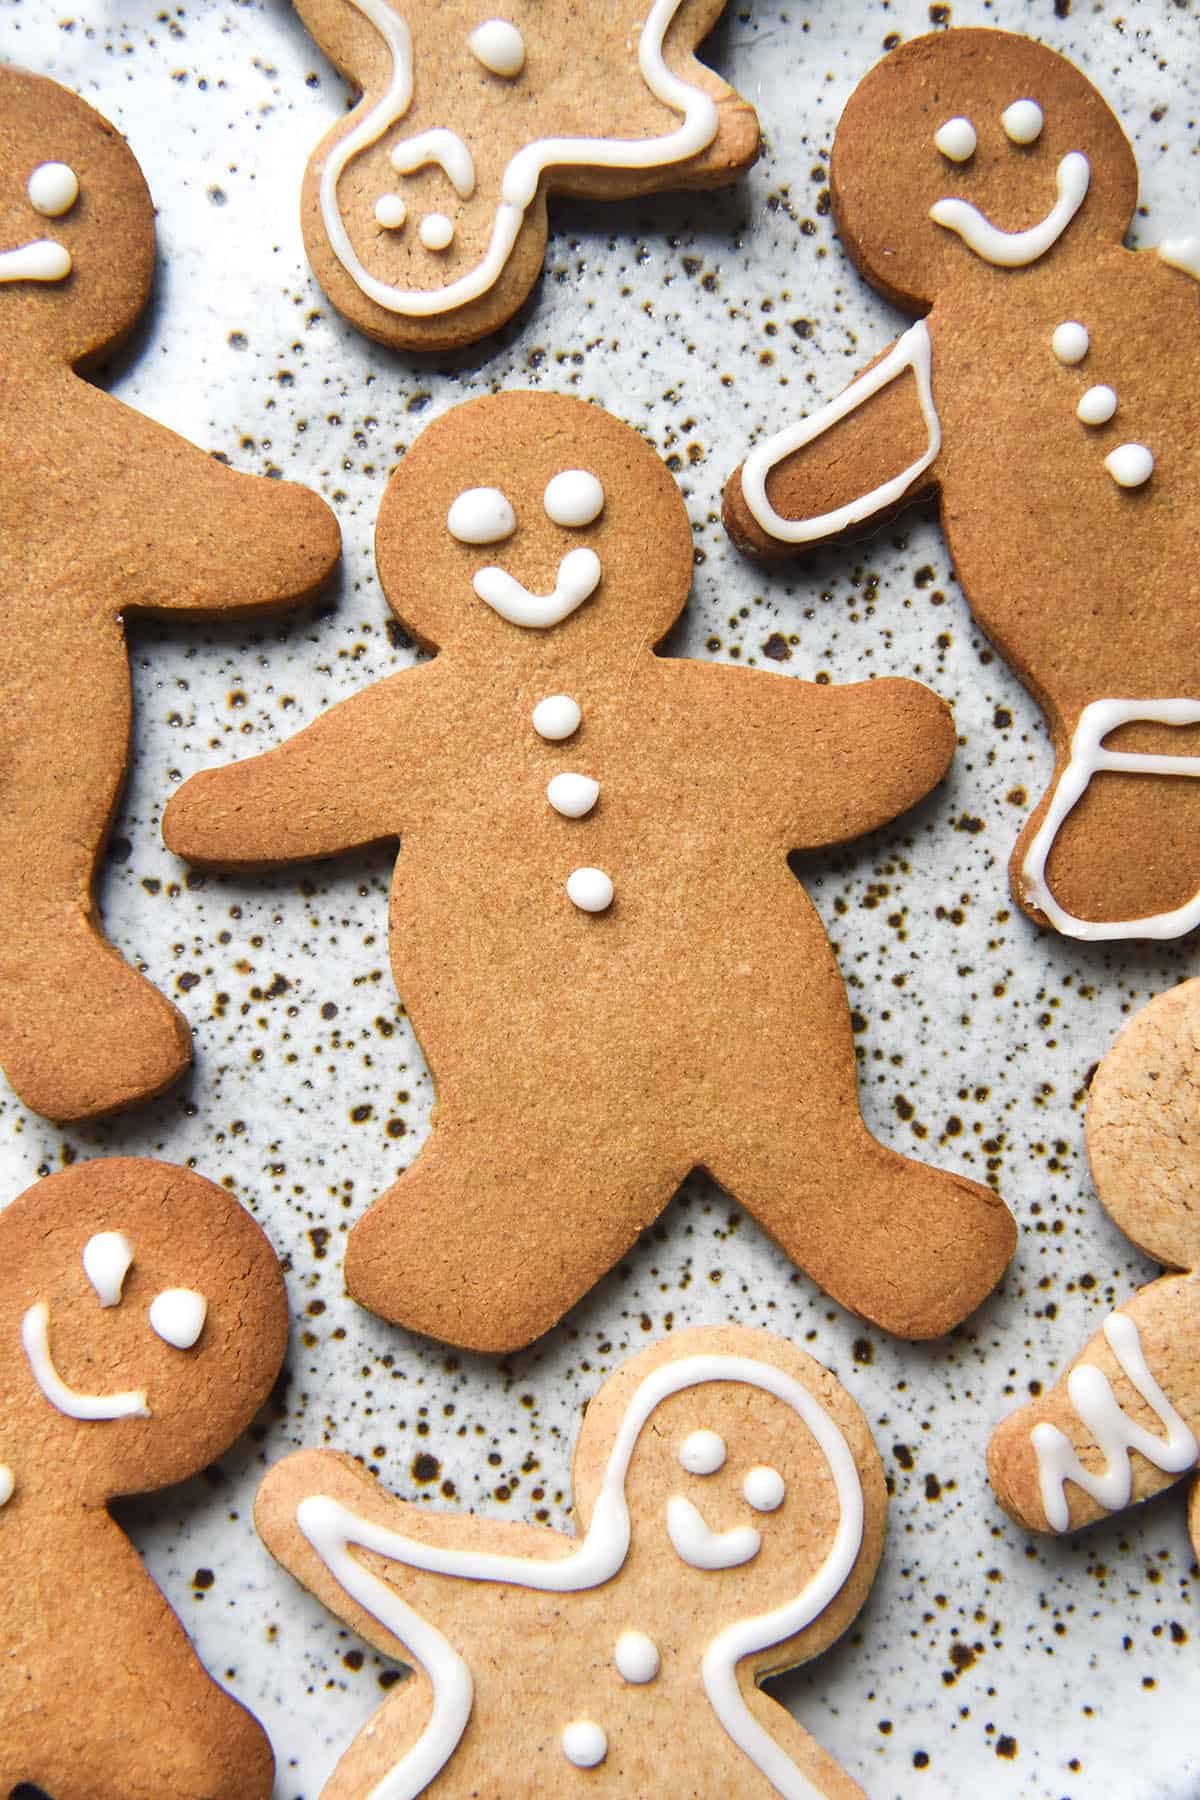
[
  {"xmin": 988, "ymin": 979, "xmax": 1200, "ymax": 1555},
  {"xmin": 723, "ymin": 28, "xmax": 1200, "ymax": 943},
  {"xmin": 0, "ymin": 66, "xmax": 341, "ymax": 1122},
  {"xmin": 164, "ymin": 389, "xmax": 1014, "ymax": 1352},
  {"xmin": 295, "ymin": 0, "xmax": 759, "ymax": 350},
  {"xmin": 257, "ymin": 1325, "xmax": 887, "ymax": 1799},
  {"xmin": 0, "ymin": 1156, "xmax": 289, "ymax": 1799}
]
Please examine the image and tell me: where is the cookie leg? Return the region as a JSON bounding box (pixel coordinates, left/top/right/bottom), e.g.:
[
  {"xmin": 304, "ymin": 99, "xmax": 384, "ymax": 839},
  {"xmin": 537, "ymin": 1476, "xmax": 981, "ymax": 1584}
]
[
  {"xmin": 345, "ymin": 1121, "xmax": 689, "ymax": 1352},
  {"xmin": 0, "ymin": 622, "xmax": 190, "ymax": 1120}
]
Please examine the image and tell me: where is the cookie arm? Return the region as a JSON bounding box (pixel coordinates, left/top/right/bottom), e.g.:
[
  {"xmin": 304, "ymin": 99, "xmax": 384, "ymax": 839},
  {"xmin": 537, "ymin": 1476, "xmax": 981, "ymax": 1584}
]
[
  {"xmin": 722, "ymin": 320, "xmax": 943, "ymax": 561},
  {"xmin": 163, "ymin": 675, "xmax": 424, "ymax": 869}
]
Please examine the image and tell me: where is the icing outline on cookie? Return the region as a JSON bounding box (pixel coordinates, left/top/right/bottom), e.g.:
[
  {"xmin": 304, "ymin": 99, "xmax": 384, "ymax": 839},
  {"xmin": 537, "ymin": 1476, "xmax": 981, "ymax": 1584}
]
[
  {"xmin": 929, "ymin": 148, "xmax": 1090, "ymax": 267},
  {"xmin": 296, "ymin": 1352, "xmax": 864, "ymax": 1799},
  {"xmin": 1019, "ymin": 697, "xmax": 1200, "ymax": 940},
  {"xmin": 318, "ymin": 0, "xmax": 719, "ymax": 317}
]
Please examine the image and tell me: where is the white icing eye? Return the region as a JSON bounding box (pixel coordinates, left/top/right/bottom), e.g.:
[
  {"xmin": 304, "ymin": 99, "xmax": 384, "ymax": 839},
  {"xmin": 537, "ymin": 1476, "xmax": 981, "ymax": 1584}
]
[
  {"xmin": 566, "ymin": 867, "xmax": 613, "ymax": 913},
  {"xmin": 1077, "ymin": 384, "xmax": 1117, "ymax": 426},
  {"xmin": 1002, "ymin": 99, "xmax": 1044, "ymax": 145},
  {"xmin": 679, "ymin": 1429, "xmax": 726, "ymax": 1475},
  {"xmin": 743, "ymin": 1465, "xmax": 786, "ymax": 1512},
  {"xmin": 28, "ymin": 161, "xmax": 79, "ymax": 217},
  {"xmin": 1051, "ymin": 320, "xmax": 1089, "ymax": 365},
  {"xmin": 1105, "ymin": 443, "xmax": 1154, "ymax": 488},
  {"xmin": 375, "ymin": 194, "xmax": 408, "ymax": 229},
  {"xmin": 149, "ymin": 1288, "xmax": 208, "ymax": 1350},
  {"xmin": 447, "ymin": 486, "xmax": 516, "ymax": 545},
  {"xmin": 83, "ymin": 1232, "xmax": 135, "ymax": 1307},
  {"xmin": 544, "ymin": 469, "xmax": 605, "ymax": 528},
  {"xmin": 532, "ymin": 694, "xmax": 581, "ymax": 740},
  {"xmin": 419, "ymin": 213, "xmax": 454, "ymax": 252},
  {"xmin": 934, "ymin": 117, "xmax": 976, "ymax": 163},
  {"xmin": 468, "ymin": 18, "xmax": 525, "ymax": 78}
]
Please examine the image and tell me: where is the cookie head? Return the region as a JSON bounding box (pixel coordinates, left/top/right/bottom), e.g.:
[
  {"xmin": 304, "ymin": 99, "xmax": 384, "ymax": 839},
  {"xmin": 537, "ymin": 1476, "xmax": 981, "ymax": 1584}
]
[
  {"xmin": 0, "ymin": 67, "xmax": 155, "ymax": 368},
  {"xmin": 831, "ymin": 30, "xmax": 1137, "ymax": 310},
  {"xmin": 0, "ymin": 1160, "xmax": 288, "ymax": 1505},
  {"xmin": 376, "ymin": 390, "xmax": 694, "ymax": 653}
]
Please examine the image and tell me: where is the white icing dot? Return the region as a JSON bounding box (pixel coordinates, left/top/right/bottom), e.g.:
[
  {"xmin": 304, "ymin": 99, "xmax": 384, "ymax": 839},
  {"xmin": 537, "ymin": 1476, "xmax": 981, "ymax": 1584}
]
[
  {"xmin": 532, "ymin": 695, "xmax": 581, "ymax": 741},
  {"xmin": 547, "ymin": 773, "xmax": 599, "ymax": 818},
  {"xmin": 1077, "ymin": 384, "xmax": 1117, "ymax": 426},
  {"xmin": 1105, "ymin": 443, "xmax": 1154, "ymax": 488},
  {"xmin": 1002, "ymin": 98, "xmax": 1044, "ymax": 145},
  {"xmin": 544, "ymin": 469, "xmax": 605, "ymax": 528},
  {"xmin": 1051, "ymin": 321, "xmax": 1089, "ymax": 365},
  {"xmin": 447, "ymin": 486, "xmax": 515, "ymax": 545},
  {"xmin": 148, "ymin": 1288, "xmax": 208, "ymax": 1350},
  {"xmin": 0, "ymin": 1465, "xmax": 14, "ymax": 1507},
  {"xmin": 566, "ymin": 867, "xmax": 613, "ymax": 913},
  {"xmin": 743, "ymin": 1465, "xmax": 786, "ymax": 1512},
  {"xmin": 561, "ymin": 1720, "xmax": 607, "ymax": 1768},
  {"xmin": 419, "ymin": 213, "xmax": 454, "ymax": 252},
  {"xmin": 374, "ymin": 193, "xmax": 408, "ymax": 229},
  {"xmin": 27, "ymin": 161, "xmax": 79, "ymax": 217},
  {"xmin": 468, "ymin": 18, "xmax": 525, "ymax": 78},
  {"xmin": 679, "ymin": 1428, "xmax": 726, "ymax": 1475},
  {"xmin": 83, "ymin": 1232, "xmax": 135, "ymax": 1307},
  {"xmin": 933, "ymin": 117, "xmax": 976, "ymax": 163},
  {"xmin": 615, "ymin": 1630, "xmax": 660, "ymax": 1684}
]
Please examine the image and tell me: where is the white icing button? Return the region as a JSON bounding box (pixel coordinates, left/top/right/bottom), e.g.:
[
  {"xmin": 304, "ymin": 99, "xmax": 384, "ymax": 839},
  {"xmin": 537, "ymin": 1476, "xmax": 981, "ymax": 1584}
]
[
  {"xmin": 532, "ymin": 695, "xmax": 581, "ymax": 741},
  {"xmin": 561, "ymin": 1720, "xmax": 607, "ymax": 1768},
  {"xmin": 1002, "ymin": 98, "xmax": 1044, "ymax": 144},
  {"xmin": 149, "ymin": 1288, "xmax": 208, "ymax": 1350},
  {"xmin": 1077, "ymin": 384, "xmax": 1117, "ymax": 426},
  {"xmin": 566, "ymin": 867, "xmax": 613, "ymax": 913},
  {"xmin": 447, "ymin": 486, "xmax": 515, "ymax": 545},
  {"xmin": 547, "ymin": 773, "xmax": 599, "ymax": 819},
  {"xmin": 468, "ymin": 19, "xmax": 525, "ymax": 78},
  {"xmin": 933, "ymin": 117, "xmax": 976, "ymax": 163},
  {"xmin": 28, "ymin": 161, "xmax": 79, "ymax": 217},
  {"xmin": 374, "ymin": 193, "xmax": 408, "ymax": 229},
  {"xmin": 82, "ymin": 1231, "xmax": 135, "ymax": 1307},
  {"xmin": 544, "ymin": 469, "xmax": 605, "ymax": 528},
  {"xmin": 615, "ymin": 1630, "xmax": 660, "ymax": 1684},
  {"xmin": 1051, "ymin": 320, "xmax": 1089, "ymax": 365},
  {"xmin": 743, "ymin": 1465, "xmax": 786, "ymax": 1512},
  {"xmin": 679, "ymin": 1428, "xmax": 725, "ymax": 1475},
  {"xmin": 1105, "ymin": 443, "xmax": 1154, "ymax": 488},
  {"xmin": 419, "ymin": 213, "xmax": 454, "ymax": 252},
  {"xmin": 0, "ymin": 1465, "xmax": 14, "ymax": 1507}
]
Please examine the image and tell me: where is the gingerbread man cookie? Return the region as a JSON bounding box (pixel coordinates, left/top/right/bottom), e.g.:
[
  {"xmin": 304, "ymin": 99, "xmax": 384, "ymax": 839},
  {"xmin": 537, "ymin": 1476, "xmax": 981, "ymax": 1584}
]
[
  {"xmin": 257, "ymin": 1325, "xmax": 886, "ymax": 1799},
  {"xmin": 0, "ymin": 1156, "xmax": 289, "ymax": 1798},
  {"xmin": 988, "ymin": 979, "xmax": 1200, "ymax": 1556},
  {"xmin": 0, "ymin": 67, "xmax": 341, "ymax": 1123},
  {"xmin": 723, "ymin": 28, "xmax": 1200, "ymax": 943},
  {"xmin": 163, "ymin": 390, "xmax": 1014, "ymax": 1352},
  {"xmin": 295, "ymin": 0, "xmax": 759, "ymax": 350}
]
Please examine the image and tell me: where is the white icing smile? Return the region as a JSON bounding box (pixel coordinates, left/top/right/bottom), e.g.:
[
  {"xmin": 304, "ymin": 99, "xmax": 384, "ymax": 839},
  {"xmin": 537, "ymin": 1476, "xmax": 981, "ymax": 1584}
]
[
  {"xmin": 666, "ymin": 1495, "xmax": 761, "ymax": 1570},
  {"xmin": 0, "ymin": 239, "xmax": 72, "ymax": 283},
  {"xmin": 21, "ymin": 1301, "xmax": 150, "ymax": 1422},
  {"xmin": 930, "ymin": 150, "xmax": 1090, "ymax": 267},
  {"xmin": 473, "ymin": 546, "xmax": 601, "ymax": 628}
]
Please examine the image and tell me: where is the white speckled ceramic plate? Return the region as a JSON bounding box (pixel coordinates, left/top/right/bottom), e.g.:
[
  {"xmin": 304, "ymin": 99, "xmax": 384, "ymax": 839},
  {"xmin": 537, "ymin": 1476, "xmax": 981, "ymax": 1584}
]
[{"xmin": 2, "ymin": 2, "xmax": 1198, "ymax": 1795}]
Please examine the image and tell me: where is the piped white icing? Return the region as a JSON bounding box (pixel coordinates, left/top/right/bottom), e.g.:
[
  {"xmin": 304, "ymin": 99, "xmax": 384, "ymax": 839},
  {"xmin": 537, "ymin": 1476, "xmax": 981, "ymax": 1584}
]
[
  {"xmin": 148, "ymin": 1288, "xmax": 207, "ymax": 1350},
  {"xmin": 317, "ymin": 0, "xmax": 718, "ymax": 318},
  {"xmin": 390, "ymin": 129, "xmax": 477, "ymax": 199},
  {"xmin": 740, "ymin": 319, "xmax": 941, "ymax": 544},
  {"xmin": 546, "ymin": 773, "xmax": 599, "ymax": 819},
  {"xmin": 544, "ymin": 469, "xmax": 605, "ymax": 528},
  {"xmin": 468, "ymin": 20, "xmax": 525, "ymax": 79},
  {"xmin": 1159, "ymin": 236, "xmax": 1200, "ymax": 281},
  {"xmin": 375, "ymin": 194, "xmax": 408, "ymax": 229},
  {"xmin": 0, "ymin": 240, "xmax": 72, "ymax": 283},
  {"xmin": 743, "ymin": 1466, "xmax": 786, "ymax": 1513},
  {"xmin": 1077, "ymin": 384, "xmax": 1117, "ymax": 426},
  {"xmin": 418, "ymin": 213, "xmax": 454, "ymax": 252},
  {"xmin": 1051, "ymin": 320, "xmax": 1089, "ymax": 365},
  {"xmin": 531, "ymin": 695, "xmax": 581, "ymax": 741},
  {"xmin": 934, "ymin": 117, "xmax": 976, "ymax": 163},
  {"xmin": 561, "ymin": 1720, "xmax": 607, "ymax": 1767},
  {"xmin": 474, "ymin": 546, "xmax": 601, "ymax": 628},
  {"xmin": 1001, "ymin": 98, "xmax": 1043, "ymax": 145},
  {"xmin": 1032, "ymin": 1312, "xmax": 1198, "ymax": 1532},
  {"xmin": 448, "ymin": 486, "xmax": 516, "ymax": 545},
  {"xmin": 27, "ymin": 161, "xmax": 79, "ymax": 217},
  {"xmin": 679, "ymin": 1428, "xmax": 726, "ymax": 1475},
  {"xmin": 667, "ymin": 1494, "xmax": 761, "ymax": 1570},
  {"xmin": 21, "ymin": 1302, "xmax": 149, "ymax": 1421},
  {"xmin": 0, "ymin": 1465, "xmax": 14, "ymax": 1507},
  {"xmin": 930, "ymin": 151, "xmax": 1090, "ymax": 266},
  {"xmin": 295, "ymin": 1351, "xmax": 864, "ymax": 1800},
  {"xmin": 1020, "ymin": 697, "xmax": 1200, "ymax": 940},
  {"xmin": 566, "ymin": 867, "xmax": 613, "ymax": 913},
  {"xmin": 615, "ymin": 1629, "xmax": 660, "ymax": 1684},
  {"xmin": 83, "ymin": 1231, "xmax": 134, "ymax": 1307},
  {"xmin": 1104, "ymin": 442, "xmax": 1154, "ymax": 488}
]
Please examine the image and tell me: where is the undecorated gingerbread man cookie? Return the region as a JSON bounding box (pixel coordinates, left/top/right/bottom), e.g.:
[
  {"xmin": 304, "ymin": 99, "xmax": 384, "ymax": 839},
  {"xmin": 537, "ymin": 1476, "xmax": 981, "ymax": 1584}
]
[
  {"xmin": 164, "ymin": 390, "xmax": 1015, "ymax": 1352},
  {"xmin": 0, "ymin": 67, "xmax": 341, "ymax": 1122},
  {"xmin": 257, "ymin": 1325, "xmax": 886, "ymax": 1799},
  {"xmin": 989, "ymin": 979, "xmax": 1200, "ymax": 1556},
  {"xmin": 295, "ymin": 0, "xmax": 759, "ymax": 349},
  {"xmin": 723, "ymin": 28, "xmax": 1200, "ymax": 943},
  {"xmin": 0, "ymin": 1156, "xmax": 289, "ymax": 1799}
]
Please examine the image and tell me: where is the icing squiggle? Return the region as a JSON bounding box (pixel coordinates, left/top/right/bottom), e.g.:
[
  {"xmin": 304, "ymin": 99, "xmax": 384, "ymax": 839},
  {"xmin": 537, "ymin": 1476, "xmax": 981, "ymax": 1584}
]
[
  {"xmin": 1019, "ymin": 698, "xmax": 1200, "ymax": 940},
  {"xmin": 1032, "ymin": 1311, "xmax": 1198, "ymax": 1532},
  {"xmin": 0, "ymin": 240, "xmax": 71, "ymax": 283},
  {"xmin": 473, "ymin": 546, "xmax": 601, "ymax": 627},
  {"xmin": 930, "ymin": 151, "xmax": 1090, "ymax": 267},
  {"xmin": 317, "ymin": 0, "xmax": 718, "ymax": 318},
  {"xmin": 740, "ymin": 320, "xmax": 941, "ymax": 543},
  {"xmin": 296, "ymin": 1352, "xmax": 865, "ymax": 1800},
  {"xmin": 21, "ymin": 1302, "xmax": 150, "ymax": 1421},
  {"xmin": 666, "ymin": 1495, "xmax": 761, "ymax": 1570}
]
